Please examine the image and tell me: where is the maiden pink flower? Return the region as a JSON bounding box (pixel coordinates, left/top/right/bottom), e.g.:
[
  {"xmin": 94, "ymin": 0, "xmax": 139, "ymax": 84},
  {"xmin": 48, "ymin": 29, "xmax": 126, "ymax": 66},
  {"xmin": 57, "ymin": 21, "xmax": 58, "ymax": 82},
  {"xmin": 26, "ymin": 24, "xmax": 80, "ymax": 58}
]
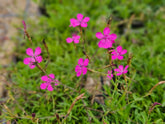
[
  {"xmin": 114, "ymin": 65, "xmax": 129, "ymax": 76},
  {"xmin": 66, "ymin": 33, "xmax": 80, "ymax": 43},
  {"xmin": 107, "ymin": 70, "xmax": 113, "ymax": 80},
  {"xmin": 40, "ymin": 74, "xmax": 59, "ymax": 91},
  {"xmin": 23, "ymin": 47, "xmax": 42, "ymax": 69},
  {"xmin": 96, "ymin": 27, "xmax": 117, "ymax": 49},
  {"xmin": 69, "ymin": 13, "xmax": 90, "ymax": 27},
  {"xmin": 75, "ymin": 58, "xmax": 89, "ymax": 77},
  {"xmin": 112, "ymin": 46, "xmax": 127, "ymax": 60}
]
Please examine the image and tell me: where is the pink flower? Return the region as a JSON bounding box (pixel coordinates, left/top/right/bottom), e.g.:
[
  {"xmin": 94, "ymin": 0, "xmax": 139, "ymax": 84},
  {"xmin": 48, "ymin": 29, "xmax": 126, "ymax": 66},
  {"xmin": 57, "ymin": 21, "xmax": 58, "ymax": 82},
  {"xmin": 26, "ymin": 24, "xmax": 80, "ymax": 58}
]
[
  {"xmin": 107, "ymin": 70, "xmax": 113, "ymax": 80},
  {"xmin": 75, "ymin": 58, "xmax": 89, "ymax": 77},
  {"xmin": 66, "ymin": 33, "xmax": 80, "ymax": 43},
  {"xmin": 112, "ymin": 46, "xmax": 127, "ymax": 60},
  {"xmin": 114, "ymin": 65, "xmax": 129, "ymax": 76},
  {"xmin": 96, "ymin": 27, "xmax": 117, "ymax": 49},
  {"xmin": 40, "ymin": 74, "xmax": 59, "ymax": 91},
  {"xmin": 69, "ymin": 13, "xmax": 90, "ymax": 27},
  {"xmin": 23, "ymin": 47, "xmax": 42, "ymax": 69}
]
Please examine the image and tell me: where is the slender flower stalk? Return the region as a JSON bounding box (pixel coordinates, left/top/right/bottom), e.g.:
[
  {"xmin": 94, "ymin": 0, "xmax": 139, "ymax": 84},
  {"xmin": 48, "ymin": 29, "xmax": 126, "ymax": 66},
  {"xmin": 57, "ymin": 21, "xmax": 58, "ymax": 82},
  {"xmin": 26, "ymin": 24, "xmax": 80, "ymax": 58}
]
[{"xmin": 22, "ymin": 20, "xmax": 33, "ymax": 44}]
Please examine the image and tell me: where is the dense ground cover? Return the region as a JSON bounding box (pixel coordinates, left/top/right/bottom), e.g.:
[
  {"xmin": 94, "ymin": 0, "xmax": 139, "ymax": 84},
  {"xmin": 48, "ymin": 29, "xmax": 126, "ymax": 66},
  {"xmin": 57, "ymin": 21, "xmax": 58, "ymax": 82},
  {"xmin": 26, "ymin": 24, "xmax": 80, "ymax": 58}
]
[{"xmin": 1, "ymin": 0, "xmax": 165, "ymax": 123}]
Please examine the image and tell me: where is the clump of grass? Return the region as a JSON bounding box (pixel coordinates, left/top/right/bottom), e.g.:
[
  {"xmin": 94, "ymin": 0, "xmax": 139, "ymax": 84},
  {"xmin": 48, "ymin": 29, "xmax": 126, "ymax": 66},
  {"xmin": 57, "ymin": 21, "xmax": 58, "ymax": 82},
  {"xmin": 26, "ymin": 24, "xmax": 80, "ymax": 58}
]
[{"xmin": 1, "ymin": 0, "xmax": 165, "ymax": 123}]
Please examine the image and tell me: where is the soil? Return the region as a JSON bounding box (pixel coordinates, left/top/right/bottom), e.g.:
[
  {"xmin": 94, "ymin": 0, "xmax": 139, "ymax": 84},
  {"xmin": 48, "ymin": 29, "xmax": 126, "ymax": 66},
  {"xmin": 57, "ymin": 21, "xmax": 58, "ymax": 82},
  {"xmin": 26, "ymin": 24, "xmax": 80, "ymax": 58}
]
[{"xmin": 0, "ymin": 0, "xmax": 39, "ymax": 99}]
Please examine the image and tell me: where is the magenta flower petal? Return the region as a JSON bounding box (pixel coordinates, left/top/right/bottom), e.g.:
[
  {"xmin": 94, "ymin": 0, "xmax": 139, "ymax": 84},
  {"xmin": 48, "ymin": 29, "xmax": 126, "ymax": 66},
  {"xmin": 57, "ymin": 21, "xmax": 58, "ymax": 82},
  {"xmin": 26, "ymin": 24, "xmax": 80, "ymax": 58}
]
[
  {"xmin": 83, "ymin": 17, "xmax": 90, "ymax": 22},
  {"xmin": 109, "ymin": 33, "xmax": 117, "ymax": 40},
  {"xmin": 69, "ymin": 18, "xmax": 78, "ymax": 27},
  {"xmin": 35, "ymin": 47, "xmax": 42, "ymax": 56},
  {"xmin": 98, "ymin": 39, "xmax": 105, "ymax": 48},
  {"xmin": 78, "ymin": 58, "xmax": 83, "ymax": 65},
  {"xmin": 41, "ymin": 75, "xmax": 48, "ymax": 81},
  {"xmin": 49, "ymin": 74, "xmax": 55, "ymax": 79},
  {"xmin": 124, "ymin": 65, "xmax": 129, "ymax": 71},
  {"xmin": 112, "ymin": 55, "xmax": 117, "ymax": 60},
  {"xmin": 123, "ymin": 70, "xmax": 128, "ymax": 74},
  {"xmin": 116, "ymin": 72, "xmax": 122, "ymax": 76},
  {"xmin": 116, "ymin": 46, "xmax": 122, "ymax": 52},
  {"xmin": 114, "ymin": 65, "xmax": 128, "ymax": 76},
  {"xmin": 35, "ymin": 56, "xmax": 42, "ymax": 63},
  {"xmin": 40, "ymin": 83, "xmax": 47, "ymax": 89},
  {"xmin": 107, "ymin": 70, "xmax": 113, "ymax": 80},
  {"xmin": 114, "ymin": 68, "xmax": 119, "ymax": 72},
  {"xmin": 111, "ymin": 50, "xmax": 116, "ymax": 54},
  {"xmin": 66, "ymin": 37, "xmax": 73, "ymax": 43},
  {"xmin": 121, "ymin": 49, "xmax": 127, "ymax": 55},
  {"xmin": 74, "ymin": 35, "xmax": 80, "ymax": 40},
  {"xmin": 73, "ymin": 35, "xmax": 80, "ymax": 43},
  {"xmin": 47, "ymin": 85, "xmax": 53, "ymax": 91},
  {"xmin": 74, "ymin": 39, "xmax": 79, "ymax": 44},
  {"xmin": 81, "ymin": 22, "xmax": 88, "ymax": 27},
  {"xmin": 103, "ymin": 27, "xmax": 110, "ymax": 35},
  {"xmin": 84, "ymin": 59, "xmax": 89, "ymax": 66},
  {"xmin": 77, "ymin": 13, "xmax": 83, "ymax": 21},
  {"xmin": 125, "ymin": 65, "xmax": 129, "ymax": 69},
  {"xmin": 75, "ymin": 65, "xmax": 81, "ymax": 72},
  {"xmin": 118, "ymin": 65, "xmax": 124, "ymax": 70},
  {"xmin": 118, "ymin": 56, "xmax": 123, "ymax": 60},
  {"xmin": 23, "ymin": 58, "xmax": 30, "ymax": 65},
  {"xmin": 76, "ymin": 71, "xmax": 82, "ymax": 77},
  {"xmin": 82, "ymin": 67, "xmax": 87, "ymax": 75},
  {"xmin": 29, "ymin": 64, "xmax": 35, "ymax": 69},
  {"xmin": 96, "ymin": 32, "xmax": 104, "ymax": 39},
  {"xmin": 102, "ymin": 40, "xmax": 110, "ymax": 49},
  {"xmin": 26, "ymin": 48, "xmax": 33, "ymax": 56},
  {"xmin": 105, "ymin": 40, "xmax": 112, "ymax": 48}
]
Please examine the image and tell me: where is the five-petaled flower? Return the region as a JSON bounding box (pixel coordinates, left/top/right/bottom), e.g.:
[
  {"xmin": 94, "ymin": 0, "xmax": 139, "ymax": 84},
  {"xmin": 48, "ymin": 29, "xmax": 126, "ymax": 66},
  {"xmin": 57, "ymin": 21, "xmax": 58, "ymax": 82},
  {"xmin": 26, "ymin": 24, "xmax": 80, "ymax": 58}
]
[
  {"xmin": 107, "ymin": 70, "xmax": 113, "ymax": 80},
  {"xmin": 66, "ymin": 33, "xmax": 80, "ymax": 44},
  {"xmin": 112, "ymin": 46, "xmax": 127, "ymax": 60},
  {"xmin": 69, "ymin": 13, "xmax": 90, "ymax": 27},
  {"xmin": 114, "ymin": 65, "xmax": 128, "ymax": 76},
  {"xmin": 96, "ymin": 27, "xmax": 117, "ymax": 49},
  {"xmin": 23, "ymin": 47, "xmax": 42, "ymax": 69},
  {"xmin": 75, "ymin": 58, "xmax": 89, "ymax": 77},
  {"xmin": 40, "ymin": 74, "xmax": 58, "ymax": 91}
]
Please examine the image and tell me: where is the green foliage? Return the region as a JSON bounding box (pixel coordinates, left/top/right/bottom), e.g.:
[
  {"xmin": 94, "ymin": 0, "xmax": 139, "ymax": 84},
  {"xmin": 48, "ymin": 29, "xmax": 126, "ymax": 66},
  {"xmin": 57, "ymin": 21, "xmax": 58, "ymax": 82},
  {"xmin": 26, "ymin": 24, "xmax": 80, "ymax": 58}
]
[{"xmin": 1, "ymin": 0, "xmax": 165, "ymax": 123}]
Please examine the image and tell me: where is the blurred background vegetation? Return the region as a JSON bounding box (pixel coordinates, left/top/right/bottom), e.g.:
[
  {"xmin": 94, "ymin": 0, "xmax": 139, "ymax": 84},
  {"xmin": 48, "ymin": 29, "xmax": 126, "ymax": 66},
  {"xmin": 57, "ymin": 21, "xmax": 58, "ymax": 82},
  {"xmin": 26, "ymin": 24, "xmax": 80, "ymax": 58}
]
[{"xmin": 1, "ymin": 0, "xmax": 165, "ymax": 123}]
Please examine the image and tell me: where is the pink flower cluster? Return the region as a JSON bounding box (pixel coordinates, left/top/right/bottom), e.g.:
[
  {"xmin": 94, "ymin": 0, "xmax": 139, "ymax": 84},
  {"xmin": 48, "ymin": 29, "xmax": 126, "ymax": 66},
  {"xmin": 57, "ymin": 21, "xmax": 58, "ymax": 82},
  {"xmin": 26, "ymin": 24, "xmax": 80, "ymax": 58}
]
[
  {"xmin": 40, "ymin": 74, "xmax": 58, "ymax": 91},
  {"xmin": 23, "ymin": 46, "xmax": 59, "ymax": 91},
  {"xmin": 66, "ymin": 13, "xmax": 90, "ymax": 44},
  {"xmin": 66, "ymin": 14, "xmax": 129, "ymax": 78},
  {"xmin": 67, "ymin": 14, "xmax": 90, "ymax": 77},
  {"xmin": 95, "ymin": 27, "xmax": 128, "ymax": 79}
]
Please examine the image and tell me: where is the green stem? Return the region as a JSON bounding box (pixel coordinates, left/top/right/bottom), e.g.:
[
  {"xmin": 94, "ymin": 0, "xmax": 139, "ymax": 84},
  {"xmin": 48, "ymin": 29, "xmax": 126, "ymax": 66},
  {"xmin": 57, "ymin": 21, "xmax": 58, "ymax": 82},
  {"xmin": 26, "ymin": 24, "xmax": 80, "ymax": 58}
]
[{"xmin": 87, "ymin": 68, "xmax": 108, "ymax": 76}]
